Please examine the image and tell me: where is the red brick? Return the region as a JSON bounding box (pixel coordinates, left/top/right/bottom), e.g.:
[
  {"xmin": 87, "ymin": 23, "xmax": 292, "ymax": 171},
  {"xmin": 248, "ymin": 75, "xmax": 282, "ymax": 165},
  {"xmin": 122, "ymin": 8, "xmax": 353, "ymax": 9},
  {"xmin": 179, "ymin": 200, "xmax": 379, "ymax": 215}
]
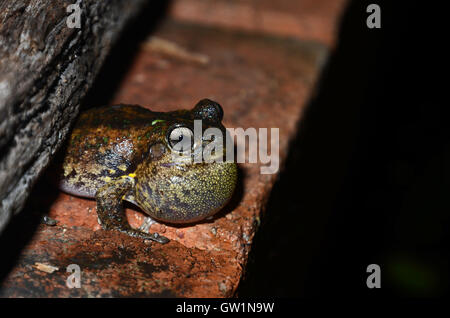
[{"xmin": 169, "ymin": 0, "xmax": 348, "ymax": 47}]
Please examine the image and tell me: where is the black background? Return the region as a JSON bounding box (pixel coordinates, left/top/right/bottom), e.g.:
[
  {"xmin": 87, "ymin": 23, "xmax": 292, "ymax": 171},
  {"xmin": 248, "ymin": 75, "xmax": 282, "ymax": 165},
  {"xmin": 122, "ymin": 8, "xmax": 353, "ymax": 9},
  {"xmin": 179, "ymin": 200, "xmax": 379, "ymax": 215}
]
[{"xmin": 239, "ymin": 0, "xmax": 448, "ymax": 297}]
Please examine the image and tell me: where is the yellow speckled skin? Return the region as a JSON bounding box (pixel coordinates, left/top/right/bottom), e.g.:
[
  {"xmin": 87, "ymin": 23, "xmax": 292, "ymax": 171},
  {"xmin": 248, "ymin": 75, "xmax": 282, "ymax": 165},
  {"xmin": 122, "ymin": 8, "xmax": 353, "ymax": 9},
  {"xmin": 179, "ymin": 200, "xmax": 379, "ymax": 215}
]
[
  {"xmin": 135, "ymin": 159, "xmax": 237, "ymax": 223},
  {"xmin": 59, "ymin": 99, "xmax": 237, "ymax": 242}
]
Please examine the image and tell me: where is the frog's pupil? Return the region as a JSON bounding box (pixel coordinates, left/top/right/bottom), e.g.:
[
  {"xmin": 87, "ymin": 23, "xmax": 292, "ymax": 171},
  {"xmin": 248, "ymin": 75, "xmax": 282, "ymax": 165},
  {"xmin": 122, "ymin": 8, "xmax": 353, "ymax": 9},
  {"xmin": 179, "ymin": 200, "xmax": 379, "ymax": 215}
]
[{"xmin": 171, "ymin": 134, "xmax": 184, "ymax": 144}]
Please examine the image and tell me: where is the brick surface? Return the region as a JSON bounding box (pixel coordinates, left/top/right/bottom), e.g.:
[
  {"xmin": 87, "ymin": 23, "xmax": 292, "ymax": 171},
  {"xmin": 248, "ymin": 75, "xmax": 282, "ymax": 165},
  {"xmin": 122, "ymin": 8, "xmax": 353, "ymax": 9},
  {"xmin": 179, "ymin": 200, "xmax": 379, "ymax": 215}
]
[
  {"xmin": 170, "ymin": 0, "xmax": 348, "ymax": 47},
  {"xmin": 0, "ymin": 14, "xmax": 332, "ymax": 297}
]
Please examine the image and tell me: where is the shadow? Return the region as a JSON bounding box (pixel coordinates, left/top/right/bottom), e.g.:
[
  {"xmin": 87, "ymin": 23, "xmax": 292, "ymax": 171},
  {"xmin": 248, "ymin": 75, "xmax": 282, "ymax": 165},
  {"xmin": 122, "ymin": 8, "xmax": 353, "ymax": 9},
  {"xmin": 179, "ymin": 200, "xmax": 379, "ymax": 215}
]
[
  {"xmin": 0, "ymin": 177, "xmax": 60, "ymax": 284},
  {"xmin": 238, "ymin": 0, "xmax": 447, "ymax": 297},
  {"xmin": 0, "ymin": 1, "xmax": 171, "ymax": 287}
]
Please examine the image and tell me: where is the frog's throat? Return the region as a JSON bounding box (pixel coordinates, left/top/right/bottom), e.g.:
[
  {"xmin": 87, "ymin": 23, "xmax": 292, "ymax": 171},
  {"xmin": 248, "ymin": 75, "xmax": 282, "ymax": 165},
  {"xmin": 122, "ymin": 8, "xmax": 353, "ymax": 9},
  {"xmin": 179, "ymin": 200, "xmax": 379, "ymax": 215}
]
[{"xmin": 134, "ymin": 161, "xmax": 237, "ymax": 223}]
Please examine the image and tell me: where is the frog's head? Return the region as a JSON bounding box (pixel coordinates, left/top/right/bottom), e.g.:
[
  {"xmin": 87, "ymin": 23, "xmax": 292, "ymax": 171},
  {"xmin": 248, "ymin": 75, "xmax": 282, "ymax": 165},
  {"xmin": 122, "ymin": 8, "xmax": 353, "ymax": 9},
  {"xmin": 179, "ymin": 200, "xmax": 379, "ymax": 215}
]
[{"xmin": 135, "ymin": 99, "xmax": 238, "ymax": 224}]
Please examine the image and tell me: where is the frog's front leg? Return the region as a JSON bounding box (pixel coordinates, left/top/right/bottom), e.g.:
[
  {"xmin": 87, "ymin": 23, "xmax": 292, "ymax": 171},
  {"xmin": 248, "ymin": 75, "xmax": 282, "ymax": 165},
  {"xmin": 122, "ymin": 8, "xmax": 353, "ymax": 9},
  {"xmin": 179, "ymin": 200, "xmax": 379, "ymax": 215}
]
[{"xmin": 96, "ymin": 176, "xmax": 169, "ymax": 244}]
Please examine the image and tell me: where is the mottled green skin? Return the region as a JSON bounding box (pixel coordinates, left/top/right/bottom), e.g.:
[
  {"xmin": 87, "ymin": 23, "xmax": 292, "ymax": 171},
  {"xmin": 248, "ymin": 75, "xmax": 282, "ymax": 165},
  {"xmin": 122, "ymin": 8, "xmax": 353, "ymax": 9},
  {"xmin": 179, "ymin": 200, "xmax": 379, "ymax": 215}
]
[{"xmin": 59, "ymin": 99, "xmax": 237, "ymax": 243}]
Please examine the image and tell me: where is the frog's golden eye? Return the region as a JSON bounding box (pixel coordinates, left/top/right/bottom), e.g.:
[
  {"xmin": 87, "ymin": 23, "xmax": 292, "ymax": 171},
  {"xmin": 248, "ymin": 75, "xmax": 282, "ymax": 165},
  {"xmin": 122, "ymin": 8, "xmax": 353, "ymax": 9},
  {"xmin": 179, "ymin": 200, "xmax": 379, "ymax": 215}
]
[{"xmin": 168, "ymin": 126, "xmax": 194, "ymax": 152}]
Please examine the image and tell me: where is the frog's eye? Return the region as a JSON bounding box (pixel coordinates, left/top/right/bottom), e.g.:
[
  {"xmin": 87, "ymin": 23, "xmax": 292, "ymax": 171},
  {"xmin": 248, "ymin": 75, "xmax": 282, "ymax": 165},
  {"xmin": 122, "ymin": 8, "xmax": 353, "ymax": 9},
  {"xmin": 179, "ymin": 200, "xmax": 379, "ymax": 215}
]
[{"xmin": 168, "ymin": 127, "xmax": 194, "ymax": 152}]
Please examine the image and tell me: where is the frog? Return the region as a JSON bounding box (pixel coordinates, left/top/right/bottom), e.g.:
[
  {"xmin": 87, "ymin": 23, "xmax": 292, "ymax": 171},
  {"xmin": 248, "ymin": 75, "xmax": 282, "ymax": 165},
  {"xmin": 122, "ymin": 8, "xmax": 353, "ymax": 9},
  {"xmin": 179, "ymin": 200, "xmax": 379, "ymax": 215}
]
[{"xmin": 58, "ymin": 99, "xmax": 237, "ymax": 244}]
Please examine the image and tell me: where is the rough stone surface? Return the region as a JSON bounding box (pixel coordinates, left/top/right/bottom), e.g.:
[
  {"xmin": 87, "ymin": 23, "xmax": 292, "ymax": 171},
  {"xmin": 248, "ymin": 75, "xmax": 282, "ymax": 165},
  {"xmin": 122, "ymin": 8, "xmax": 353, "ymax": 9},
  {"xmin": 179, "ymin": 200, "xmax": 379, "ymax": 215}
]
[
  {"xmin": 0, "ymin": 224, "xmax": 242, "ymax": 297},
  {"xmin": 0, "ymin": 0, "xmax": 148, "ymax": 233}
]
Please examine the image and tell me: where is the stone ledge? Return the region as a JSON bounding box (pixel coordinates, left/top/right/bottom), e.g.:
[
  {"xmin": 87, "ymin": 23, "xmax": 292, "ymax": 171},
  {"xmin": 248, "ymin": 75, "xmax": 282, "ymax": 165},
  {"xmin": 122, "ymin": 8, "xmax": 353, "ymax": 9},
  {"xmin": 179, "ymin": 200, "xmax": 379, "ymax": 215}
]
[{"xmin": 169, "ymin": 0, "xmax": 347, "ymax": 47}]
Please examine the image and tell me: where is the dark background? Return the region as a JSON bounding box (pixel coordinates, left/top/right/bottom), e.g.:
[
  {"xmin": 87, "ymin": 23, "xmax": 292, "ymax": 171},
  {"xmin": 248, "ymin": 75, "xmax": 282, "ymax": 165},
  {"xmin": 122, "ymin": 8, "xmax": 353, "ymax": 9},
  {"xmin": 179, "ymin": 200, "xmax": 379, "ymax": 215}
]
[{"xmin": 239, "ymin": 0, "xmax": 448, "ymax": 297}]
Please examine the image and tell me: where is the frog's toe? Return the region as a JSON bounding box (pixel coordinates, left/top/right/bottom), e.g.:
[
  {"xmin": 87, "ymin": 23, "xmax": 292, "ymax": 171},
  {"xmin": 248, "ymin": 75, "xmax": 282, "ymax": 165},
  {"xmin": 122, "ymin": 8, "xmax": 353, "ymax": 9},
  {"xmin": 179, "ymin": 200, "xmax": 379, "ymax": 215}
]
[
  {"xmin": 122, "ymin": 228, "xmax": 169, "ymax": 244},
  {"xmin": 148, "ymin": 232, "xmax": 170, "ymax": 244}
]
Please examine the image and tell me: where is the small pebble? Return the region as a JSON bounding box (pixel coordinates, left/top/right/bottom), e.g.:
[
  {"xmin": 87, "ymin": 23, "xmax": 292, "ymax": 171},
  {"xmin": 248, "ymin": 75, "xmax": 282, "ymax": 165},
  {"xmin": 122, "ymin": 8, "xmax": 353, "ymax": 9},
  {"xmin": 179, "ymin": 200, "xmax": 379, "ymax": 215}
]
[
  {"xmin": 41, "ymin": 215, "xmax": 58, "ymax": 226},
  {"xmin": 34, "ymin": 262, "xmax": 59, "ymax": 274}
]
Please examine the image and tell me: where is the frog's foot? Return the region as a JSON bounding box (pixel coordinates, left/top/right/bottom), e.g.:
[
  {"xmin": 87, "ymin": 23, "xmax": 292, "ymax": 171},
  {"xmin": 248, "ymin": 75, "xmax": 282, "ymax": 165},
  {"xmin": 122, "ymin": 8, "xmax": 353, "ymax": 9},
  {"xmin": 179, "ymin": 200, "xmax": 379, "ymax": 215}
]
[{"xmin": 99, "ymin": 218, "xmax": 169, "ymax": 244}]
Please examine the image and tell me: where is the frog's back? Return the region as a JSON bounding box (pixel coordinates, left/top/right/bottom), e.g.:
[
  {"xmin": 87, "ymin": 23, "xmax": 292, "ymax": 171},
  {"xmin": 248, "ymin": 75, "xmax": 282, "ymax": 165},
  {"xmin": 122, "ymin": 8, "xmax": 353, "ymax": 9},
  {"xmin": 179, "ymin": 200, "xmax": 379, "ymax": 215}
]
[{"xmin": 59, "ymin": 104, "xmax": 159, "ymax": 198}]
